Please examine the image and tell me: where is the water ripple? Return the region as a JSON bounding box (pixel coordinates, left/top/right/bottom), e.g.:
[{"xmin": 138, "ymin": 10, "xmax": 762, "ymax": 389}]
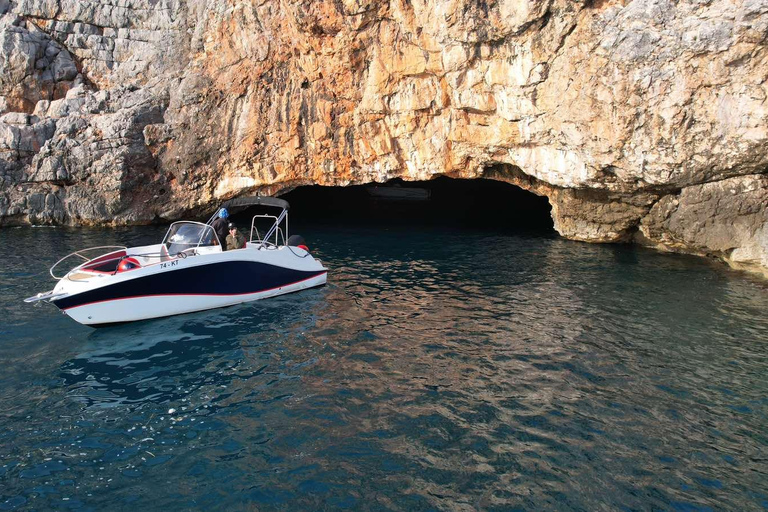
[{"xmin": 0, "ymin": 225, "xmax": 767, "ymax": 510}]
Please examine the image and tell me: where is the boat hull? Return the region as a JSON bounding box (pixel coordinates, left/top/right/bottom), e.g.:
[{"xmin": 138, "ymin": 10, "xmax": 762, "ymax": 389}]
[
  {"xmin": 59, "ymin": 272, "xmax": 326, "ymax": 326},
  {"xmin": 51, "ymin": 248, "xmax": 327, "ymax": 326}
]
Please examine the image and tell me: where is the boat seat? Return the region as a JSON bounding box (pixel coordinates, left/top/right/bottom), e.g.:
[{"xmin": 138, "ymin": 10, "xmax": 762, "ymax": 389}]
[{"xmin": 67, "ymin": 272, "xmax": 96, "ymax": 281}]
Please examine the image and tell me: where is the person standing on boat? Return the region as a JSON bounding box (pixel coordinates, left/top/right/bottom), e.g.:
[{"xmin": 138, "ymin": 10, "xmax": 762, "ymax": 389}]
[
  {"xmin": 211, "ymin": 208, "xmax": 230, "ymax": 250},
  {"xmin": 226, "ymin": 223, "xmax": 246, "ymax": 250}
]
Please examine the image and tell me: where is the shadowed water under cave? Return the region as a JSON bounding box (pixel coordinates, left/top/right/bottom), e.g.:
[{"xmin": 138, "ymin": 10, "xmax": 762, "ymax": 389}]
[{"xmin": 0, "ymin": 178, "xmax": 767, "ymax": 511}]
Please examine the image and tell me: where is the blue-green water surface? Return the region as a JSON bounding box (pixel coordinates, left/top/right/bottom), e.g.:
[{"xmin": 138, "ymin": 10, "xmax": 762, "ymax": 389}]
[{"xmin": 0, "ymin": 224, "xmax": 767, "ymax": 511}]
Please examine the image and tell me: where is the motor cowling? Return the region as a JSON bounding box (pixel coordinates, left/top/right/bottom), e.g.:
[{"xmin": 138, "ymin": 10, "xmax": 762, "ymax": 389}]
[
  {"xmin": 117, "ymin": 257, "xmax": 141, "ymax": 272},
  {"xmin": 287, "ymin": 234, "xmax": 309, "ymax": 251},
  {"xmin": 287, "ymin": 234, "xmax": 305, "ymax": 247}
]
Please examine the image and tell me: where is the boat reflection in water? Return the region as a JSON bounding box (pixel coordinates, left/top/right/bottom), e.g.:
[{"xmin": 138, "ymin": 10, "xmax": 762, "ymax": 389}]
[{"xmin": 59, "ymin": 287, "xmax": 328, "ymax": 409}]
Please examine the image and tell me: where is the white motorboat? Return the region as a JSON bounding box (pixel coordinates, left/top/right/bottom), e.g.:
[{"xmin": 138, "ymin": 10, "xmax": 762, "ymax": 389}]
[{"xmin": 25, "ymin": 196, "xmax": 328, "ymax": 326}]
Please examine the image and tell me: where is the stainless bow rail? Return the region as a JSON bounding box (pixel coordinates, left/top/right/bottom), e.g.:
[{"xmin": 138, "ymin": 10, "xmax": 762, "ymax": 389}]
[{"xmin": 49, "ymin": 246, "xmax": 127, "ymax": 280}]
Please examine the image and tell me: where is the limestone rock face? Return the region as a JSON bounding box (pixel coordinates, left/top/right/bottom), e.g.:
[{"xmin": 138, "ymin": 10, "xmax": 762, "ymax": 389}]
[
  {"xmin": 0, "ymin": 0, "xmax": 767, "ymax": 275},
  {"xmin": 640, "ymin": 175, "xmax": 768, "ymax": 276}
]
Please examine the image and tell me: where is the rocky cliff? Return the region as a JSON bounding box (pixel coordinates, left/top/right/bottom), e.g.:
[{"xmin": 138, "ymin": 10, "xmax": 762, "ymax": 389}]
[{"xmin": 1, "ymin": 0, "xmax": 767, "ymax": 275}]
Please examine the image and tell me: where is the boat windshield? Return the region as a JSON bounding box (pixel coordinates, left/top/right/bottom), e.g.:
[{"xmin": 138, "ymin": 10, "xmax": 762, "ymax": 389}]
[{"xmin": 163, "ymin": 222, "xmax": 219, "ymax": 255}]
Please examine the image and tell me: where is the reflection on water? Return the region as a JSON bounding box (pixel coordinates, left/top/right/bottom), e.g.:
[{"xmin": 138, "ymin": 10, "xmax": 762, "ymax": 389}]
[
  {"xmin": 60, "ymin": 291, "xmax": 331, "ymax": 410},
  {"xmin": 63, "ymin": 315, "xmax": 228, "ymax": 408},
  {"xmin": 0, "ymin": 224, "xmax": 767, "ymax": 510}
]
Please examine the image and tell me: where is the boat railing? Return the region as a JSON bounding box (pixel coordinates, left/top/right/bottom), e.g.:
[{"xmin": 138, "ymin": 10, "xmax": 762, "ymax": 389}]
[
  {"xmin": 50, "ymin": 246, "xmax": 128, "ymax": 280},
  {"xmin": 249, "ymin": 214, "xmax": 286, "ymax": 247},
  {"xmin": 51, "ymin": 244, "xmax": 213, "ymax": 280}
]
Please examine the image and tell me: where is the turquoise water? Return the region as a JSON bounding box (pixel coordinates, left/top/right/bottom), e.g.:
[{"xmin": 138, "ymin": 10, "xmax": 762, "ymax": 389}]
[{"xmin": 1, "ymin": 223, "xmax": 767, "ymax": 511}]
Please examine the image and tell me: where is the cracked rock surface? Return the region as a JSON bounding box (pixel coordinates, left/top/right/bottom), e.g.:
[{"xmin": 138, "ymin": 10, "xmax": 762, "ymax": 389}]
[{"xmin": 0, "ymin": 0, "xmax": 766, "ymax": 276}]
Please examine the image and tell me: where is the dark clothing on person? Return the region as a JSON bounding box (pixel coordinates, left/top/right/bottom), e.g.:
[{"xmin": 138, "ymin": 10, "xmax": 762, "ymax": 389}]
[
  {"xmin": 226, "ymin": 231, "xmax": 246, "ymax": 250},
  {"xmin": 211, "ymin": 217, "xmax": 229, "ymax": 250}
]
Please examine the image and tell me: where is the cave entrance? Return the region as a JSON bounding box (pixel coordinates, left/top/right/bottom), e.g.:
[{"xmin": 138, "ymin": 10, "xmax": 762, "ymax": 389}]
[{"xmin": 277, "ymin": 176, "xmax": 554, "ymax": 233}]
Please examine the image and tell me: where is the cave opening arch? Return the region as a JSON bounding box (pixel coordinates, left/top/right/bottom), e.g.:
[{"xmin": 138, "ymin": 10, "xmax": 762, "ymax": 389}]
[{"xmin": 277, "ymin": 175, "xmax": 555, "ymax": 233}]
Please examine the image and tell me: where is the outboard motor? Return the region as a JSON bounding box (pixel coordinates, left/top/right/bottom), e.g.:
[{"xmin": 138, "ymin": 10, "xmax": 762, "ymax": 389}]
[
  {"xmin": 287, "ymin": 235, "xmax": 309, "ymax": 252},
  {"xmin": 287, "ymin": 235, "xmax": 305, "ymax": 246}
]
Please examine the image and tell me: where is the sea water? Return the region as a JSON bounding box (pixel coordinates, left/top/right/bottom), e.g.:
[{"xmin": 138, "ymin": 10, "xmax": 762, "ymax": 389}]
[{"xmin": 0, "ymin": 223, "xmax": 767, "ymax": 511}]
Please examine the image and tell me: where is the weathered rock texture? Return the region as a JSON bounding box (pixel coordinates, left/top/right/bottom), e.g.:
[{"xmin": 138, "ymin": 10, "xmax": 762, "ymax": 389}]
[{"xmin": 1, "ymin": 0, "xmax": 767, "ymax": 275}]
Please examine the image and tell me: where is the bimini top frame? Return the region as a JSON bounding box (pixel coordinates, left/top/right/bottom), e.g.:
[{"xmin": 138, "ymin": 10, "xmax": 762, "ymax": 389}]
[
  {"xmin": 223, "ymin": 196, "xmax": 289, "ymax": 212},
  {"xmin": 207, "ymin": 196, "xmax": 291, "ymax": 249}
]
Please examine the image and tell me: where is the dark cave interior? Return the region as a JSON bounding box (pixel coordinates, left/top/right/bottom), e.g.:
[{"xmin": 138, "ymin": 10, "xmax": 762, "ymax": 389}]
[{"xmin": 276, "ymin": 176, "xmax": 554, "ymax": 232}]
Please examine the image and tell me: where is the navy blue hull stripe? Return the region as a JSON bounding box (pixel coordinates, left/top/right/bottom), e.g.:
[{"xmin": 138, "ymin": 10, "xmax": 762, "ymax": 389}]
[{"xmin": 54, "ymin": 261, "xmax": 326, "ymax": 311}]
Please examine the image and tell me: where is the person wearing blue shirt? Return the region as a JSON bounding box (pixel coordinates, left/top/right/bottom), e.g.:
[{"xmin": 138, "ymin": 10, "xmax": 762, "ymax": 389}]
[{"xmin": 211, "ymin": 208, "xmax": 230, "ymax": 250}]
